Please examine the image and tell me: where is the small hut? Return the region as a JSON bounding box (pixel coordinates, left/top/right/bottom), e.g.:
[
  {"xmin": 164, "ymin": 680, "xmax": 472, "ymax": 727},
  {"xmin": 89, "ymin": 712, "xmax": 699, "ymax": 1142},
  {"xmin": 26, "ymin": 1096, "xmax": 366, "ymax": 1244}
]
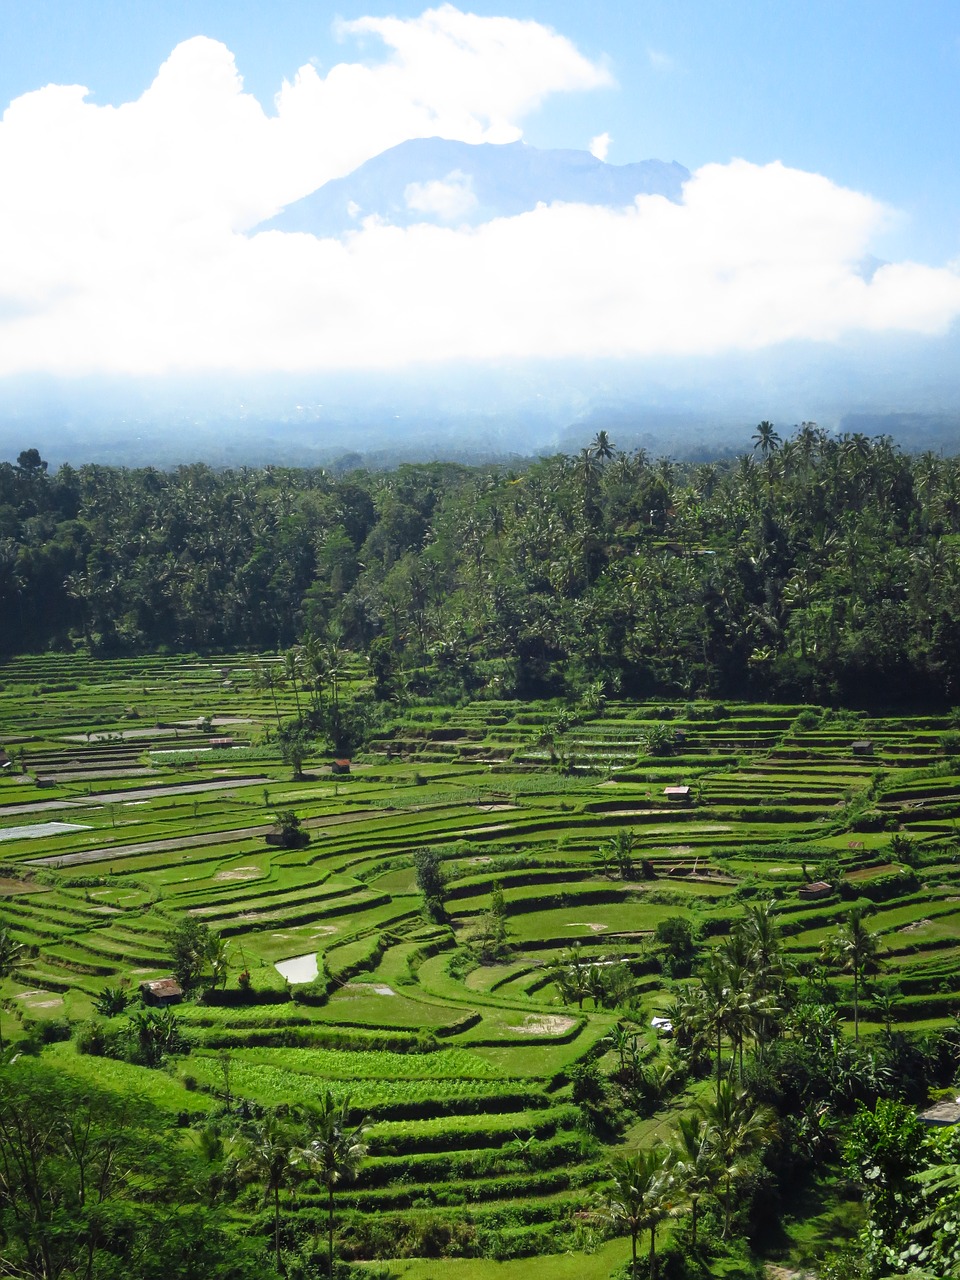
[
  {"xmin": 798, "ymin": 880, "xmax": 833, "ymax": 901},
  {"xmin": 331, "ymin": 759, "xmax": 351, "ymax": 776},
  {"xmin": 852, "ymin": 740, "xmax": 874, "ymax": 757},
  {"xmin": 663, "ymin": 785, "xmax": 691, "ymax": 804},
  {"xmin": 139, "ymin": 977, "xmax": 184, "ymax": 1007}
]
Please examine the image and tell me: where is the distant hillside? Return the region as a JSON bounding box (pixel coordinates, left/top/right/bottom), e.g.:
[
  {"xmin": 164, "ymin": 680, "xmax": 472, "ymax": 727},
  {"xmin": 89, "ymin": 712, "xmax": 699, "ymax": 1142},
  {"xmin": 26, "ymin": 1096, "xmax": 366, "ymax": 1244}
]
[{"xmin": 258, "ymin": 137, "xmax": 689, "ymax": 236}]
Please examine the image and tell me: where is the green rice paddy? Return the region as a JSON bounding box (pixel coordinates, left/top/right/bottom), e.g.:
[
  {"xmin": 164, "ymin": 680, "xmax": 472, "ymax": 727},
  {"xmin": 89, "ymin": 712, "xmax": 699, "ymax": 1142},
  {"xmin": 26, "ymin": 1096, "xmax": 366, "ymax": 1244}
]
[{"xmin": 2, "ymin": 651, "xmax": 960, "ymax": 1270}]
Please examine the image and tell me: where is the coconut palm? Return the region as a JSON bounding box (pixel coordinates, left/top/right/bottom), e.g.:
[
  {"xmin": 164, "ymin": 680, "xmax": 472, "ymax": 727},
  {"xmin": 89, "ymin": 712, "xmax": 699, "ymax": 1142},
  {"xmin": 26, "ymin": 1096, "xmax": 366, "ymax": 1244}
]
[
  {"xmin": 821, "ymin": 907, "xmax": 881, "ymax": 1040},
  {"xmin": 696, "ymin": 959, "xmax": 732, "ymax": 1098},
  {"xmin": 251, "ymin": 658, "xmax": 286, "ymax": 731},
  {"xmin": 752, "ymin": 420, "xmax": 781, "ymax": 456},
  {"xmin": 239, "ymin": 1111, "xmax": 304, "ymax": 1275},
  {"xmin": 282, "ymin": 647, "xmax": 304, "ymax": 719},
  {"xmin": 672, "ymin": 1113, "xmax": 719, "ymax": 1247},
  {"xmin": 297, "ymin": 1093, "xmax": 369, "ymax": 1278},
  {"xmin": 590, "ymin": 430, "xmax": 615, "ymax": 463},
  {"xmin": 739, "ymin": 900, "xmax": 787, "ymax": 1063},
  {"xmin": 602, "ymin": 1145, "xmax": 678, "ymax": 1278},
  {"xmin": 696, "ymin": 1082, "xmax": 777, "ymax": 1237}
]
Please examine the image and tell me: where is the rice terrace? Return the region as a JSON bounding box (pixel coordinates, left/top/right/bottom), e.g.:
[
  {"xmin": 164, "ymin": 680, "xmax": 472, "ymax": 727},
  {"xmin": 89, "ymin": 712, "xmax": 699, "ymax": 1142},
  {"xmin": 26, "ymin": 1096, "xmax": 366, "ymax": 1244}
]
[{"xmin": 3, "ymin": 649, "xmax": 960, "ymax": 1278}]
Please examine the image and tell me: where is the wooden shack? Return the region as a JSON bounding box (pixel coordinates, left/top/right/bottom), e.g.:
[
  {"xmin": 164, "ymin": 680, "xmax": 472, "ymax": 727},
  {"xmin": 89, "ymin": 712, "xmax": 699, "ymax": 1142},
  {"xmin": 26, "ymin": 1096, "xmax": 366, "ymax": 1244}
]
[
  {"xmin": 798, "ymin": 880, "xmax": 833, "ymax": 901},
  {"xmin": 663, "ymin": 785, "xmax": 691, "ymax": 804},
  {"xmin": 139, "ymin": 977, "xmax": 184, "ymax": 1007}
]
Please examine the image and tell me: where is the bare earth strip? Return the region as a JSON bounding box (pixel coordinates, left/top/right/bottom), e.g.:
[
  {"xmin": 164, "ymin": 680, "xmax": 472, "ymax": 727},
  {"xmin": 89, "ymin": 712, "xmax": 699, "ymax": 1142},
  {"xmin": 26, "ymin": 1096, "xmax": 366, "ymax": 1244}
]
[
  {"xmin": 0, "ymin": 821, "xmax": 92, "ymax": 842},
  {"xmin": 42, "ymin": 768, "xmax": 156, "ymax": 782},
  {"xmin": 22, "ymin": 802, "xmax": 388, "ymax": 868},
  {"xmin": 1, "ymin": 776, "xmax": 271, "ymax": 818},
  {"xmin": 26, "ymin": 823, "xmax": 275, "ymax": 867}
]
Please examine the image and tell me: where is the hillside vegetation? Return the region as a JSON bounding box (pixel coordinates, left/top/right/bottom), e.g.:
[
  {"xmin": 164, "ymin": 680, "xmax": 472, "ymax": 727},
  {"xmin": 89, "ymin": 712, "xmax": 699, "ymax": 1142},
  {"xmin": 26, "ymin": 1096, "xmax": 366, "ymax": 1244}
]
[
  {"xmin": 3, "ymin": 431, "xmax": 960, "ymax": 1278},
  {"xmin": 2, "ymin": 649, "xmax": 960, "ymax": 1278},
  {"xmin": 4, "ymin": 426, "xmax": 960, "ymax": 707}
]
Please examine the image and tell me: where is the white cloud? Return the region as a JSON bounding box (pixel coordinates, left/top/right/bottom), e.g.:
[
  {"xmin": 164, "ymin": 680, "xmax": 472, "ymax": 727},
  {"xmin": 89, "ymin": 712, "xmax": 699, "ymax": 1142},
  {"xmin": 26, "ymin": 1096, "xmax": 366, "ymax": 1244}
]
[
  {"xmin": 405, "ymin": 170, "xmax": 477, "ymax": 220},
  {"xmin": 589, "ymin": 132, "xmax": 611, "ymax": 161},
  {"xmin": 647, "ymin": 48, "xmax": 675, "ymax": 72},
  {"xmin": 0, "ymin": 10, "xmax": 958, "ymax": 378}
]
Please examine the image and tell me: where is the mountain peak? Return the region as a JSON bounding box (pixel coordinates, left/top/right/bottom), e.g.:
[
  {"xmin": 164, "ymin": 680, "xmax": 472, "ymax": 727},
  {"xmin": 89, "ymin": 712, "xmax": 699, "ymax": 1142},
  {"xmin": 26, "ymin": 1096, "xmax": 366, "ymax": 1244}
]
[{"xmin": 258, "ymin": 137, "xmax": 689, "ymax": 236}]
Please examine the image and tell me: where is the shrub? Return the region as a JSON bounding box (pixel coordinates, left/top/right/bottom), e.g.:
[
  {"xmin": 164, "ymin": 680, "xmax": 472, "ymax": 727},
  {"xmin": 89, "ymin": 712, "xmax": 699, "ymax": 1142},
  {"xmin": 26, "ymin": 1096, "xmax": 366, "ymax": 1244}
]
[
  {"xmin": 794, "ymin": 708, "xmax": 820, "ymax": 731},
  {"xmin": 95, "ymin": 985, "xmax": 129, "ymax": 1016}
]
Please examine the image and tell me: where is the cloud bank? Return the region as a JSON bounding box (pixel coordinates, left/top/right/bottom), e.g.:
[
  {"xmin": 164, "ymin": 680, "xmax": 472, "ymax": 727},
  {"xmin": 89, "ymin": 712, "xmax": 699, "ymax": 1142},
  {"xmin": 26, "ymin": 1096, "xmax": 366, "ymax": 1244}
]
[{"xmin": 0, "ymin": 4, "xmax": 958, "ymax": 378}]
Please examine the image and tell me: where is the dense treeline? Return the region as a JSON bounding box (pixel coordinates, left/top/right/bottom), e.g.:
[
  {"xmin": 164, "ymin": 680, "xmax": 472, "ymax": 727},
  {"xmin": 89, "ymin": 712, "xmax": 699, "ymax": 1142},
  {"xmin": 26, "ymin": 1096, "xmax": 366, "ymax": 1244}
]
[{"xmin": 5, "ymin": 426, "xmax": 960, "ymax": 703}]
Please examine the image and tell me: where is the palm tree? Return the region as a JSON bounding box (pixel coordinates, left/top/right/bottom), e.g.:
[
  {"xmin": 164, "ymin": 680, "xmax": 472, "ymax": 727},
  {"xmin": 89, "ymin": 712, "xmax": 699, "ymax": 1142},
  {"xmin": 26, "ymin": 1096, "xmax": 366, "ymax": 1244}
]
[
  {"xmin": 697, "ymin": 1082, "xmax": 777, "ymax": 1237},
  {"xmin": 602, "ymin": 1145, "xmax": 678, "ymax": 1278},
  {"xmin": 601, "ymin": 829, "xmax": 637, "ymax": 880},
  {"xmin": 207, "ymin": 933, "xmax": 229, "ymax": 989},
  {"xmin": 605, "ymin": 1021, "xmax": 641, "ymax": 1077},
  {"xmin": 672, "ymin": 1114, "xmax": 719, "ymax": 1248},
  {"xmin": 752, "ymin": 420, "xmax": 781, "ymax": 456},
  {"xmin": 282, "ymin": 647, "xmax": 304, "ymax": 720},
  {"xmin": 251, "ymin": 658, "xmax": 286, "ymax": 731},
  {"xmin": 697, "ymin": 959, "xmax": 732, "ymax": 1098},
  {"xmin": 297, "ymin": 1093, "xmax": 369, "ymax": 1278},
  {"xmin": 821, "ymin": 907, "xmax": 881, "ymax": 1040},
  {"xmin": 240, "ymin": 1111, "xmax": 304, "ymax": 1275},
  {"xmin": 550, "ymin": 946, "xmax": 589, "ymax": 1010},
  {"xmin": 587, "ymin": 964, "xmax": 609, "ymax": 1010},
  {"xmin": 870, "ymin": 985, "xmax": 903, "ymax": 1037},
  {"xmin": 590, "ymin": 430, "xmax": 615, "ymax": 463},
  {"xmin": 738, "ymin": 901, "xmax": 787, "ymax": 1065}
]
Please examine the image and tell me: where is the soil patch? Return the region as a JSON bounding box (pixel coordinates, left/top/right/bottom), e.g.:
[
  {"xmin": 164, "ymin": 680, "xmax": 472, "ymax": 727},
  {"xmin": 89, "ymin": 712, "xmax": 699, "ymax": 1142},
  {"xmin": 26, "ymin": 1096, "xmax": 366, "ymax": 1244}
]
[
  {"xmin": 14, "ymin": 989, "xmax": 63, "ymax": 1011},
  {"xmin": 0, "ymin": 877, "xmax": 48, "ymax": 895},
  {"xmin": 511, "ymin": 1014, "xmax": 577, "ymax": 1035}
]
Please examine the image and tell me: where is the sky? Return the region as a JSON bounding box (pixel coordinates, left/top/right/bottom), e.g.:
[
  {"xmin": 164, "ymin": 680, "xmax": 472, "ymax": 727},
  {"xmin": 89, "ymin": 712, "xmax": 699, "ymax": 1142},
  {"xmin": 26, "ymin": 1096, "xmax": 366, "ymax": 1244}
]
[{"xmin": 0, "ymin": 0, "xmax": 958, "ymax": 387}]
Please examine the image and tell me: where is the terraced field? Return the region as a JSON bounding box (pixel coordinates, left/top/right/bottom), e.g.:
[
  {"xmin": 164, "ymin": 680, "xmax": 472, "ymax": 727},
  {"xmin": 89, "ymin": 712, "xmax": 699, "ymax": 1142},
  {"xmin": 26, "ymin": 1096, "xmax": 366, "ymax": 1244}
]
[{"xmin": 2, "ymin": 652, "xmax": 960, "ymax": 1267}]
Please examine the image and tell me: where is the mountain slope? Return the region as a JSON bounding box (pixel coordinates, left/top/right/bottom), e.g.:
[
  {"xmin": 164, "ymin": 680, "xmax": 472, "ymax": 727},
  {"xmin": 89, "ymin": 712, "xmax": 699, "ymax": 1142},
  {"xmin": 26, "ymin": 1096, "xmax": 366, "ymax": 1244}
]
[{"xmin": 259, "ymin": 137, "xmax": 689, "ymax": 236}]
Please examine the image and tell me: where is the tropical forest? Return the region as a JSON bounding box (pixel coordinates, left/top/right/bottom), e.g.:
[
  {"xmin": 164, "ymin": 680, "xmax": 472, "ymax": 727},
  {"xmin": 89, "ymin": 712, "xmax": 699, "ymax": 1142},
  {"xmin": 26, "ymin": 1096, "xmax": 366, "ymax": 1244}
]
[{"xmin": 2, "ymin": 425, "xmax": 960, "ymax": 1280}]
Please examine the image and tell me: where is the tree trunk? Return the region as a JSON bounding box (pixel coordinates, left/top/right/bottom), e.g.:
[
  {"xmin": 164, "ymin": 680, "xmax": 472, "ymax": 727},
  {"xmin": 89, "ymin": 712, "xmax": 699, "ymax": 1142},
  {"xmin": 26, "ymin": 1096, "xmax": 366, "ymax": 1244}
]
[
  {"xmin": 274, "ymin": 1183, "xmax": 282, "ymax": 1275},
  {"xmin": 853, "ymin": 968, "xmax": 860, "ymax": 1041},
  {"xmin": 328, "ymin": 1184, "xmax": 335, "ymax": 1278}
]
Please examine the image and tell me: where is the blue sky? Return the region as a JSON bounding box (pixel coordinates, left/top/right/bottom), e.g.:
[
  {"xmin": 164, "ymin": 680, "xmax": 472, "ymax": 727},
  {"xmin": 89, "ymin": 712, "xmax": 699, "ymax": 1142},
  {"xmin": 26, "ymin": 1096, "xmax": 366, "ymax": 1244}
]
[{"xmin": 0, "ymin": 1, "xmax": 957, "ymax": 384}]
